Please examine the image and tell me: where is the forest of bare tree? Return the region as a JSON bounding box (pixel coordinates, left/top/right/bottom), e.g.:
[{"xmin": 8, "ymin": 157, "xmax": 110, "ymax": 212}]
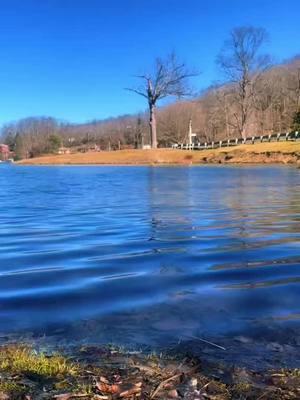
[{"xmin": 1, "ymin": 27, "xmax": 300, "ymax": 160}]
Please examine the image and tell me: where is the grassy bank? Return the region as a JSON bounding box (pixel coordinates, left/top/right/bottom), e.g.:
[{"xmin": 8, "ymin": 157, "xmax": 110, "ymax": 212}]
[
  {"xmin": 18, "ymin": 141, "xmax": 300, "ymax": 166},
  {"xmin": 0, "ymin": 344, "xmax": 299, "ymax": 399}
]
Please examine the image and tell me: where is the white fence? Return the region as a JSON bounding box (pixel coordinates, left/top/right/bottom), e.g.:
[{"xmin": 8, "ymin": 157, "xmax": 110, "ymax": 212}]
[{"xmin": 172, "ymin": 131, "xmax": 299, "ymax": 150}]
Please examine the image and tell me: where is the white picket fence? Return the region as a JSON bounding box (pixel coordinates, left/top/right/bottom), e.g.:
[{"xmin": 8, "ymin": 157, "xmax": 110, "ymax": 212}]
[{"xmin": 172, "ymin": 131, "xmax": 299, "ymax": 150}]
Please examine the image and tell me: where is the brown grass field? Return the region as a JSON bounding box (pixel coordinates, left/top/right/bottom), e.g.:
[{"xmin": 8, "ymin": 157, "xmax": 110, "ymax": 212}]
[{"xmin": 18, "ymin": 141, "xmax": 300, "ymax": 166}]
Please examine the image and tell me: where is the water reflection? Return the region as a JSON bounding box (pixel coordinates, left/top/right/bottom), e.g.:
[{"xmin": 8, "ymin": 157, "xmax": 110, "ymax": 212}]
[{"xmin": 0, "ymin": 165, "xmax": 299, "ymax": 350}]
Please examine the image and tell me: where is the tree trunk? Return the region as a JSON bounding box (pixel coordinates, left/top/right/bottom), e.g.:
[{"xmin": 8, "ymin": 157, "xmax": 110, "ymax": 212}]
[
  {"xmin": 241, "ymin": 126, "xmax": 247, "ymax": 139},
  {"xmin": 224, "ymin": 97, "xmax": 230, "ymax": 139},
  {"xmin": 240, "ymin": 101, "xmax": 248, "ymax": 139},
  {"xmin": 149, "ymin": 103, "xmax": 157, "ymax": 149}
]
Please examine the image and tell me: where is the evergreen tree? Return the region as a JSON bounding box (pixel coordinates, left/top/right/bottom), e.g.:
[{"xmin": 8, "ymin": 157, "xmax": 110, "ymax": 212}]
[
  {"xmin": 14, "ymin": 133, "xmax": 26, "ymax": 160},
  {"xmin": 48, "ymin": 134, "xmax": 62, "ymax": 153},
  {"xmin": 292, "ymin": 110, "xmax": 300, "ymax": 132}
]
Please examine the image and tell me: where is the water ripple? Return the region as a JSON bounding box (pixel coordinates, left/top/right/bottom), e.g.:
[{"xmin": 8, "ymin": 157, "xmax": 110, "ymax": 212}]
[{"xmin": 0, "ymin": 164, "xmax": 299, "ymax": 343}]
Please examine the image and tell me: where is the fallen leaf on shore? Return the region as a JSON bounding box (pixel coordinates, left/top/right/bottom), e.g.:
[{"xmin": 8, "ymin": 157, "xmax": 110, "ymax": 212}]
[
  {"xmin": 53, "ymin": 394, "xmax": 73, "ymax": 400},
  {"xmin": 95, "ymin": 377, "xmax": 120, "ymax": 394},
  {"xmin": 119, "ymin": 382, "xmax": 142, "ymax": 398},
  {"xmin": 53, "ymin": 394, "xmax": 90, "ymax": 399},
  {"xmin": 150, "ymin": 373, "xmax": 182, "ymax": 399},
  {"xmin": 95, "ymin": 375, "xmax": 143, "ymax": 398},
  {"xmin": 167, "ymin": 389, "xmax": 178, "ymax": 398}
]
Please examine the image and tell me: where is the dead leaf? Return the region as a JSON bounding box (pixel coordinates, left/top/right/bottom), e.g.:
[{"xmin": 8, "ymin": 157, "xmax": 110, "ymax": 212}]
[
  {"xmin": 167, "ymin": 389, "xmax": 178, "ymax": 398},
  {"xmin": 119, "ymin": 386, "xmax": 142, "ymax": 398},
  {"xmin": 106, "ymin": 382, "xmax": 141, "ymax": 398},
  {"xmin": 53, "ymin": 394, "xmax": 91, "ymax": 400},
  {"xmin": 53, "ymin": 394, "xmax": 73, "ymax": 400},
  {"xmin": 99, "ymin": 376, "xmax": 109, "ymax": 384},
  {"xmin": 93, "ymin": 396, "xmax": 109, "ymax": 400},
  {"xmin": 95, "ymin": 379, "xmax": 120, "ymax": 394}
]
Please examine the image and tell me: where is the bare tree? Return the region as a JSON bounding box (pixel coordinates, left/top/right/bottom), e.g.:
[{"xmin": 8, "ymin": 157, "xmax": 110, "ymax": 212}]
[
  {"xmin": 287, "ymin": 56, "xmax": 300, "ymax": 111},
  {"xmin": 157, "ymin": 101, "xmax": 196, "ymax": 146},
  {"xmin": 217, "ymin": 26, "xmax": 270, "ymax": 138},
  {"xmin": 127, "ymin": 53, "xmax": 196, "ymax": 148}
]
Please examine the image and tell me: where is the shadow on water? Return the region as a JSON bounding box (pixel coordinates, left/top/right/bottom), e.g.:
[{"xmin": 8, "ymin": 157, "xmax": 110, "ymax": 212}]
[{"xmin": 0, "ymin": 164, "xmax": 300, "ymax": 367}]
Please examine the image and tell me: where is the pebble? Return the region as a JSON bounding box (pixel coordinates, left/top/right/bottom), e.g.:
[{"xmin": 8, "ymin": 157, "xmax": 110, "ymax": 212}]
[
  {"xmin": 266, "ymin": 342, "xmax": 284, "ymax": 352},
  {"xmin": 189, "ymin": 377, "xmax": 198, "ymax": 388},
  {"xmin": 167, "ymin": 389, "xmax": 179, "ymax": 398},
  {"xmin": 234, "ymin": 336, "xmax": 253, "ymax": 344}
]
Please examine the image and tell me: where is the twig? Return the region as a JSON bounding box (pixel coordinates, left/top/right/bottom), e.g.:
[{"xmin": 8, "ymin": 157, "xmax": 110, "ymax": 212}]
[
  {"xmin": 53, "ymin": 394, "xmax": 93, "ymax": 399},
  {"xmin": 256, "ymin": 391, "xmax": 269, "ymax": 400},
  {"xmin": 150, "ymin": 373, "xmax": 182, "ymax": 399},
  {"xmin": 186, "ymin": 335, "xmax": 227, "ymax": 351},
  {"xmin": 199, "ymin": 382, "xmax": 211, "ymax": 393},
  {"xmin": 170, "ymin": 357, "xmax": 187, "ymax": 374}
]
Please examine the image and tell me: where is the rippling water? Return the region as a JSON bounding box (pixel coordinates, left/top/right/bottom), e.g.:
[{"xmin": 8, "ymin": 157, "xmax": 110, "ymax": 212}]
[{"xmin": 0, "ymin": 164, "xmax": 299, "ymax": 348}]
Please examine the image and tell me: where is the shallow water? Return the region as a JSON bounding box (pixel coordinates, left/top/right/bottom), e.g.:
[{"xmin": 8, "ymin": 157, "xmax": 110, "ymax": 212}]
[{"xmin": 0, "ymin": 164, "xmax": 299, "ymax": 350}]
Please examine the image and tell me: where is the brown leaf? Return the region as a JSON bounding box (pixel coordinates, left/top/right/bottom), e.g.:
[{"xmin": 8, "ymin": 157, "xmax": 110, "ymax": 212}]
[
  {"xmin": 53, "ymin": 394, "xmax": 90, "ymax": 400},
  {"xmin": 99, "ymin": 376, "xmax": 109, "ymax": 384},
  {"xmin": 167, "ymin": 389, "xmax": 179, "ymax": 398},
  {"xmin": 119, "ymin": 386, "xmax": 142, "ymax": 398},
  {"xmin": 53, "ymin": 394, "xmax": 73, "ymax": 400},
  {"xmin": 95, "ymin": 380, "xmax": 120, "ymax": 394}
]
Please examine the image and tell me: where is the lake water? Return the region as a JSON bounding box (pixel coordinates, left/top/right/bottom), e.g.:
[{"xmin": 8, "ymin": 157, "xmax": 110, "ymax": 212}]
[{"xmin": 0, "ymin": 165, "xmax": 300, "ymax": 356}]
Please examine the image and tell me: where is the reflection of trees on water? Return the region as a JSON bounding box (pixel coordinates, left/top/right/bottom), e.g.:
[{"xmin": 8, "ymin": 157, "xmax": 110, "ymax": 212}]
[
  {"xmin": 147, "ymin": 167, "xmax": 195, "ymax": 243},
  {"xmin": 76, "ymin": 166, "xmax": 300, "ymax": 346},
  {"xmin": 219, "ymin": 168, "xmax": 300, "ymax": 264},
  {"xmin": 222, "ymin": 167, "xmax": 300, "ymax": 237},
  {"xmin": 147, "ymin": 166, "xmax": 300, "ymax": 329},
  {"xmin": 217, "ymin": 167, "xmax": 300, "ymax": 324}
]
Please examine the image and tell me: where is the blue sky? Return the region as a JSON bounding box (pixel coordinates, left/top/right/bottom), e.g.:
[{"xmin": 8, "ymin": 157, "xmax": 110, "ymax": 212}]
[{"xmin": 0, "ymin": 0, "xmax": 299, "ymax": 125}]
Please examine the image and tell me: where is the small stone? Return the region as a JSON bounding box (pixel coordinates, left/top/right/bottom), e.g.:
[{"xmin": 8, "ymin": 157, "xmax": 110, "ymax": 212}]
[
  {"xmin": 189, "ymin": 377, "xmax": 198, "ymax": 388},
  {"xmin": 167, "ymin": 389, "xmax": 178, "ymax": 398},
  {"xmin": 295, "ymin": 337, "xmax": 300, "ymax": 346},
  {"xmin": 283, "ymin": 344, "xmax": 294, "ymax": 352},
  {"xmin": 266, "ymin": 342, "xmax": 284, "ymax": 352},
  {"xmin": 235, "ymin": 336, "xmax": 253, "ymax": 344}
]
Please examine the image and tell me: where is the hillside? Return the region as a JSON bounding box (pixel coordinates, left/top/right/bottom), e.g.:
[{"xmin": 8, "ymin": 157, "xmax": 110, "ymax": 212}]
[
  {"xmin": 18, "ymin": 141, "xmax": 300, "ymax": 166},
  {"xmin": 2, "ymin": 56, "xmax": 300, "ymax": 160}
]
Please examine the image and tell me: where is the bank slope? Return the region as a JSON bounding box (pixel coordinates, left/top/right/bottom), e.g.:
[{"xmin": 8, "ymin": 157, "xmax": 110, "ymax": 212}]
[{"xmin": 18, "ymin": 141, "xmax": 300, "ymax": 166}]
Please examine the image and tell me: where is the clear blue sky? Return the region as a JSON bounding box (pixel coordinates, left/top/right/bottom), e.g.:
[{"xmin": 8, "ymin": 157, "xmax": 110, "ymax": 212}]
[{"xmin": 0, "ymin": 0, "xmax": 299, "ymax": 126}]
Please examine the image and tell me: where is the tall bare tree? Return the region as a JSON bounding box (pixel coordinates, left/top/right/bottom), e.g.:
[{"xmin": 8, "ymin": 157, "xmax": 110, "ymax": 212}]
[
  {"xmin": 287, "ymin": 57, "xmax": 300, "ymax": 111},
  {"xmin": 217, "ymin": 26, "xmax": 270, "ymax": 138},
  {"xmin": 127, "ymin": 53, "xmax": 196, "ymax": 148}
]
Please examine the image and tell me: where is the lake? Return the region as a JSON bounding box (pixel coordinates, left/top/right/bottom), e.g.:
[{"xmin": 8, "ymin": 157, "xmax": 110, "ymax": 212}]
[{"xmin": 0, "ymin": 165, "xmax": 300, "ymax": 358}]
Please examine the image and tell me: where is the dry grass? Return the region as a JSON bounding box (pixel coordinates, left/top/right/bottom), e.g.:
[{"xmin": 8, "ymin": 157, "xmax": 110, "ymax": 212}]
[
  {"xmin": 18, "ymin": 141, "xmax": 300, "ymax": 166},
  {"xmin": 0, "ymin": 345, "xmax": 78, "ymax": 377},
  {"xmin": 223, "ymin": 141, "xmax": 300, "ymax": 153},
  {"xmin": 0, "ymin": 344, "xmax": 300, "ymax": 399}
]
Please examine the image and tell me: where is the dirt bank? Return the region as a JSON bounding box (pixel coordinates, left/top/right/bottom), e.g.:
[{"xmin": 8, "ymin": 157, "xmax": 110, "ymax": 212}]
[
  {"xmin": 18, "ymin": 142, "xmax": 300, "ymax": 166},
  {"xmin": 1, "ymin": 343, "xmax": 299, "ymax": 399}
]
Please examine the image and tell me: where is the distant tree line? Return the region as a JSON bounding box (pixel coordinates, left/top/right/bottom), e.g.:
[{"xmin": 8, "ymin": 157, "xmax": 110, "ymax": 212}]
[{"xmin": 1, "ymin": 26, "xmax": 300, "ymax": 158}]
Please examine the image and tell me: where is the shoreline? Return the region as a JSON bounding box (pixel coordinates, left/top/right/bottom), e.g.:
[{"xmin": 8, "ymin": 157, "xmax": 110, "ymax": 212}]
[
  {"xmin": 17, "ymin": 142, "xmax": 300, "ymax": 166},
  {"xmin": 0, "ymin": 341, "xmax": 299, "ymax": 399}
]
